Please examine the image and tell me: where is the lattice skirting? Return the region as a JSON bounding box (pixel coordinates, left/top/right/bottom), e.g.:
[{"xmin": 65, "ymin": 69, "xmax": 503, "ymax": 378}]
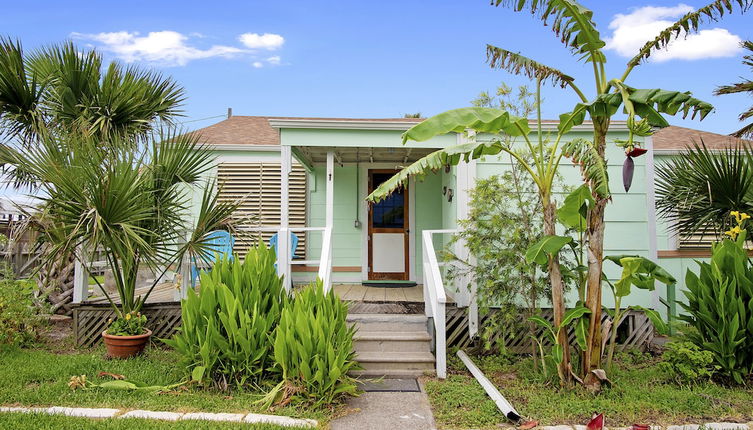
[
  {"xmin": 73, "ymin": 302, "xmax": 182, "ymax": 348},
  {"xmin": 445, "ymin": 306, "xmax": 654, "ymax": 353}
]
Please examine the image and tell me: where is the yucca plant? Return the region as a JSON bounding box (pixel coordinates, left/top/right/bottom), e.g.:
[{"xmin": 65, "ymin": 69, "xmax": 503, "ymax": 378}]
[
  {"xmin": 262, "ymin": 281, "xmax": 359, "ymax": 408},
  {"xmin": 679, "ymin": 212, "xmax": 753, "ymax": 384},
  {"xmin": 164, "ymin": 244, "xmax": 287, "ymax": 388}
]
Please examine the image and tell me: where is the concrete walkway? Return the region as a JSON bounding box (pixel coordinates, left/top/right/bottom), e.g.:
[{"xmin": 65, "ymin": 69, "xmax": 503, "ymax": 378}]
[{"xmin": 330, "ymin": 390, "xmax": 436, "ymax": 430}]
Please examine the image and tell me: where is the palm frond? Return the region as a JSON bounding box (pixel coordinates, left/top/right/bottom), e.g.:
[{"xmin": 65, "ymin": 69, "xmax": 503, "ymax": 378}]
[
  {"xmin": 494, "ymin": 0, "xmax": 606, "ymax": 64},
  {"xmin": 486, "ymin": 45, "xmax": 574, "ymax": 88},
  {"xmin": 628, "ymin": 0, "xmax": 752, "ymax": 67},
  {"xmin": 0, "ymin": 37, "xmax": 45, "ymax": 139},
  {"xmin": 714, "ymin": 40, "xmax": 753, "ymax": 138},
  {"xmin": 561, "ymin": 138, "xmax": 610, "ymax": 198},
  {"xmin": 655, "ymin": 141, "xmax": 753, "ymax": 239}
]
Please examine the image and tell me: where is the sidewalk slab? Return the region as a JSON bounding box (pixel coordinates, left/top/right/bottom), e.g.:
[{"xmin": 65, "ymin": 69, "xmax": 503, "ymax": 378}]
[
  {"xmin": 120, "ymin": 410, "xmax": 184, "ymax": 421},
  {"xmin": 182, "ymin": 412, "xmax": 245, "ymax": 422},
  {"xmin": 330, "ymin": 391, "xmax": 436, "ymax": 430}
]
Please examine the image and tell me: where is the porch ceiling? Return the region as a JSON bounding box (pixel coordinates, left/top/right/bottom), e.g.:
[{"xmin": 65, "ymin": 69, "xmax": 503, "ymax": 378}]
[{"xmin": 294, "ymin": 146, "xmax": 437, "ymax": 165}]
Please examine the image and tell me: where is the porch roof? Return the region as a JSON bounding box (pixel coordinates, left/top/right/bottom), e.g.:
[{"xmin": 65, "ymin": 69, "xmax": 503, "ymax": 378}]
[{"xmin": 293, "ymin": 145, "xmax": 437, "ymax": 166}]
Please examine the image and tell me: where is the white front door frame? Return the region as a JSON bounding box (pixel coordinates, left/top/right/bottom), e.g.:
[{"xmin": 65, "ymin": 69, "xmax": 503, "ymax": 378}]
[{"xmin": 356, "ymin": 162, "xmax": 417, "ymax": 282}]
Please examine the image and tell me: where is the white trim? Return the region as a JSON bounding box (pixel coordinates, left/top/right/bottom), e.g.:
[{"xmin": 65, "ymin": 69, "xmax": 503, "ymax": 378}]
[
  {"xmin": 645, "ymin": 136, "xmax": 661, "ymax": 311},
  {"xmin": 278, "ymin": 146, "xmax": 292, "ymax": 287},
  {"xmin": 325, "ymin": 152, "xmax": 335, "ymax": 229},
  {"xmin": 269, "ymin": 118, "xmax": 630, "ymax": 132},
  {"xmin": 203, "ymin": 144, "xmax": 280, "ymax": 152},
  {"xmin": 358, "ymin": 163, "xmax": 417, "ymax": 282}
]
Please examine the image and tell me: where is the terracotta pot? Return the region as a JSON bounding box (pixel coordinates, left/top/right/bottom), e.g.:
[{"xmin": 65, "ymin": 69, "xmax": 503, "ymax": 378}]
[{"xmin": 102, "ymin": 328, "xmax": 152, "ymax": 359}]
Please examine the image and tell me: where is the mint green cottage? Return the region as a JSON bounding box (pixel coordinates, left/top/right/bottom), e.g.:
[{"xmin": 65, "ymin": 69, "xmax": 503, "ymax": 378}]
[{"xmin": 191, "ymin": 115, "xmax": 736, "ymax": 377}]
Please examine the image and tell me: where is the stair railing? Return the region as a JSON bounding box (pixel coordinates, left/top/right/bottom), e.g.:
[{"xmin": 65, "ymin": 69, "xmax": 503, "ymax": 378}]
[{"xmin": 422, "ymin": 229, "xmax": 458, "ymax": 379}]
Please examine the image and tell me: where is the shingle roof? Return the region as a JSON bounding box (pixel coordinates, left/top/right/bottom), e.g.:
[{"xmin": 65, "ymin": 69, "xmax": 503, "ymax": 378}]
[
  {"xmin": 652, "ymin": 125, "xmax": 750, "ymax": 150},
  {"xmin": 192, "ymin": 116, "xmax": 423, "ymax": 146}
]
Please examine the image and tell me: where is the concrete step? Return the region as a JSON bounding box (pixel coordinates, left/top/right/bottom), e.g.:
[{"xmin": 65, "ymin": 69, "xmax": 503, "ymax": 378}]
[
  {"xmin": 354, "ymin": 351, "xmax": 436, "ymax": 374},
  {"xmin": 353, "ymin": 331, "xmax": 432, "ymax": 353},
  {"xmin": 347, "ymin": 313, "xmax": 429, "ymax": 332}
]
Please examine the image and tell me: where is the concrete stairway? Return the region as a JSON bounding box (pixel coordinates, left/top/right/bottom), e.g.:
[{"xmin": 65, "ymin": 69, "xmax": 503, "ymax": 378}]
[{"xmin": 348, "ymin": 313, "xmax": 436, "ymax": 377}]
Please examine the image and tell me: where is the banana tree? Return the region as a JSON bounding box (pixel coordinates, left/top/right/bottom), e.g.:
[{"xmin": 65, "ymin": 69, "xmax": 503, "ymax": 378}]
[{"xmin": 367, "ymin": 0, "xmax": 746, "ymax": 387}]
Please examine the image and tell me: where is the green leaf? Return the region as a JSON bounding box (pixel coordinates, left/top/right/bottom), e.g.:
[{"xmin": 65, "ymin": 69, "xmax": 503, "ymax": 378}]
[
  {"xmin": 561, "ymin": 138, "xmax": 610, "ymax": 198},
  {"xmin": 632, "ymin": 306, "xmax": 670, "ymax": 335},
  {"xmin": 560, "ymin": 305, "xmax": 591, "ymax": 330},
  {"xmin": 401, "ymin": 107, "xmax": 530, "ymax": 145},
  {"xmin": 525, "ymin": 235, "xmax": 573, "ymax": 265},
  {"xmin": 557, "ymin": 184, "xmax": 595, "ymax": 230},
  {"xmin": 575, "ymin": 316, "xmax": 589, "ymax": 350},
  {"xmin": 191, "ymin": 366, "xmax": 206, "ymax": 382}
]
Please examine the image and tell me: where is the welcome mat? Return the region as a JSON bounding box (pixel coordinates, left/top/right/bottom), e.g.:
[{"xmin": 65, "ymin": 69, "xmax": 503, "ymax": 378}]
[
  {"xmin": 362, "ymin": 280, "xmax": 418, "ymax": 288},
  {"xmin": 357, "ymin": 379, "xmax": 420, "ymax": 392}
]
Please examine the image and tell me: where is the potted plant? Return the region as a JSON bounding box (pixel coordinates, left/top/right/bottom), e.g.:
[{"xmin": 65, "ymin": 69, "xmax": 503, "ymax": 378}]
[{"xmin": 3, "ymin": 129, "xmax": 240, "ymax": 358}]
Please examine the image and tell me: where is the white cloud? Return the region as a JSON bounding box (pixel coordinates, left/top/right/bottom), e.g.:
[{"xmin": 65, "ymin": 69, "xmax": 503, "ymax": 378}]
[
  {"xmin": 605, "ymin": 4, "xmax": 742, "ymax": 62},
  {"xmin": 238, "ymin": 33, "xmax": 284, "ymax": 50},
  {"xmin": 252, "ymin": 61, "xmax": 264, "ymax": 68},
  {"xmin": 72, "ymin": 31, "xmax": 245, "ymax": 66},
  {"xmin": 266, "ymin": 55, "xmax": 281, "ymax": 65}
]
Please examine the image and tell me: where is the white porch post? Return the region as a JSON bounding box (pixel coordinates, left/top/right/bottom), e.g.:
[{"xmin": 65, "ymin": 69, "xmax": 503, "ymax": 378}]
[
  {"xmin": 325, "ymin": 151, "xmax": 334, "ymax": 229},
  {"xmin": 278, "ymin": 145, "xmax": 292, "ymax": 289},
  {"xmin": 455, "ymin": 131, "xmax": 478, "ymax": 337},
  {"xmin": 72, "ymin": 248, "xmax": 88, "ymax": 303}
]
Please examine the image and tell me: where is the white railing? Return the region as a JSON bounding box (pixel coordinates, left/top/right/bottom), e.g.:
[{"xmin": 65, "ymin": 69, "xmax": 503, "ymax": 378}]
[
  {"xmin": 239, "ymin": 225, "xmax": 334, "ymax": 293},
  {"xmin": 422, "ymin": 229, "xmax": 459, "ymax": 379}
]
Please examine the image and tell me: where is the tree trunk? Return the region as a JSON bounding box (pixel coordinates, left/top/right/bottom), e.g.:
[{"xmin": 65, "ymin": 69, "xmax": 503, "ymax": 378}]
[
  {"xmin": 543, "ymin": 200, "xmax": 571, "ymax": 385},
  {"xmin": 38, "ymin": 246, "xmax": 76, "ymax": 316},
  {"xmin": 583, "ymin": 126, "xmax": 609, "ymax": 380}
]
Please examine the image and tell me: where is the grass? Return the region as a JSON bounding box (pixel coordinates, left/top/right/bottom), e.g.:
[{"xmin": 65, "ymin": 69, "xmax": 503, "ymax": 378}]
[
  {"xmin": 0, "ymin": 344, "xmax": 333, "ymax": 425},
  {"xmin": 0, "ymin": 412, "xmax": 299, "ymax": 429},
  {"xmin": 425, "ymin": 350, "xmax": 753, "ymax": 429}
]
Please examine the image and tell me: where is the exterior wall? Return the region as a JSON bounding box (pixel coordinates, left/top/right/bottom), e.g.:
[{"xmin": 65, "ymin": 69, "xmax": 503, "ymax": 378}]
[{"xmin": 474, "ymin": 129, "xmax": 654, "ymax": 309}]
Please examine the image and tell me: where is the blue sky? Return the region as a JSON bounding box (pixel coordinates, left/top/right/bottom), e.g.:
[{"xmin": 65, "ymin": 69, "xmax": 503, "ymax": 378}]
[{"xmin": 1, "ymin": 1, "xmax": 751, "ymax": 134}]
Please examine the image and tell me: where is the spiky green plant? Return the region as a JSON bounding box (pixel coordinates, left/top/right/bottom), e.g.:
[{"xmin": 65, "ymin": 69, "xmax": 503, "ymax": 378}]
[
  {"xmin": 262, "ymin": 281, "xmax": 359, "ymax": 408},
  {"xmin": 164, "ymin": 245, "xmax": 287, "ymax": 388}
]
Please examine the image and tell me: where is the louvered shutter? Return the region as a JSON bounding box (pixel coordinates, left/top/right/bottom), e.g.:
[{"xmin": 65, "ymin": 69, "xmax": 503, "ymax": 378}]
[{"xmin": 217, "ymin": 162, "xmax": 307, "ymax": 256}]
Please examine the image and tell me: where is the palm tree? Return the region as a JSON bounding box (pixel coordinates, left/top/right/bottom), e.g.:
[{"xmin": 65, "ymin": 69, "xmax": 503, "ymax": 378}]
[
  {"xmin": 0, "ymin": 38, "xmax": 185, "ymax": 314},
  {"xmin": 0, "ymin": 129, "xmax": 239, "ymax": 317},
  {"xmin": 714, "ymin": 40, "xmax": 753, "ymax": 138},
  {"xmin": 656, "ymin": 141, "xmax": 753, "ymax": 241},
  {"xmin": 368, "ymin": 0, "xmax": 749, "ymax": 387}
]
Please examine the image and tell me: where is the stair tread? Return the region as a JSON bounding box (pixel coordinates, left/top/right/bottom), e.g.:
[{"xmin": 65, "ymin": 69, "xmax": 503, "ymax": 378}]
[
  {"xmin": 347, "ymin": 313, "xmax": 428, "ymax": 323},
  {"xmin": 354, "ymin": 331, "xmax": 432, "ymax": 341},
  {"xmin": 356, "ymin": 351, "xmax": 436, "ymax": 363},
  {"xmin": 351, "ymin": 369, "xmax": 433, "ymax": 377}
]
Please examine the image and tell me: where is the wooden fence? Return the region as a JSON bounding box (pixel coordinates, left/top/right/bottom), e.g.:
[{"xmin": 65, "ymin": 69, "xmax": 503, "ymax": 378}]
[
  {"xmin": 445, "ymin": 306, "xmax": 654, "ymax": 353},
  {"xmin": 73, "ymin": 302, "xmax": 182, "ymax": 348}
]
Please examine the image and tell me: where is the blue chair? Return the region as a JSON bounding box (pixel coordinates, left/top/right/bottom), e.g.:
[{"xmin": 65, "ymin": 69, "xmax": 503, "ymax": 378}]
[
  {"xmin": 191, "ymin": 230, "xmax": 234, "ymax": 287},
  {"xmin": 269, "ymin": 232, "xmax": 299, "ymax": 261}
]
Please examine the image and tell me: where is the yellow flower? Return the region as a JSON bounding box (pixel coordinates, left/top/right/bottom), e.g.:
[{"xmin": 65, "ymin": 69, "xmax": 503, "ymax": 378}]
[
  {"xmin": 125, "ymin": 313, "xmax": 131, "ymax": 321},
  {"xmin": 725, "ymin": 225, "xmax": 743, "ymax": 239},
  {"xmin": 742, "ymin": 212, "xmax": 751, "ymax": 221}
]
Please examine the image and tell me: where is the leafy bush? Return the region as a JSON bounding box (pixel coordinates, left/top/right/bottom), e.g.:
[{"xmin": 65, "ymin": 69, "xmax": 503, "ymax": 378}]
[
  {"xmin": 164, "ymin": 244, "xmax": 287, "ymax": 388},
  {"xmin": 263, "ymin": 282, "xmax": 359, "ymax": 407},
  {"xmin": 0, "ymin": 275, "xmax": 46, "ymax": 347},
  {"xmin": 679, "ymin": 212, "xmax": 753, "ymax": 384},
  {"xmin": 658, "ymin": 341, "xmax": 716, "ymax": 384}
]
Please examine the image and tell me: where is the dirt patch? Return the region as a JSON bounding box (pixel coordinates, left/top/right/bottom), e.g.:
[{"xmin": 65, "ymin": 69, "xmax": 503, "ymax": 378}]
[{"xmin": 39, "ymin": 315, "xmax": 76, "ymax": 353}]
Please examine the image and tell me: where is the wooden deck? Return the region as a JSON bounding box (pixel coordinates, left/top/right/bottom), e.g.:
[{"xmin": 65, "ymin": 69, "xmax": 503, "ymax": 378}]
[
  {"xmin": 332, "ymin": 283, "xmax": 424, "ymax": 302},
  {"xmin": 86, "ymin": 282, "xmax": 179, "ymax": 304}
]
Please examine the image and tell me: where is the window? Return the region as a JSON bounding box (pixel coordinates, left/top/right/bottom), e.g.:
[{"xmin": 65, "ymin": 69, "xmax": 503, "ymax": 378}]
[{"xmin": 217, "ymin": 162, "xmax": 307, "ymax": 256}]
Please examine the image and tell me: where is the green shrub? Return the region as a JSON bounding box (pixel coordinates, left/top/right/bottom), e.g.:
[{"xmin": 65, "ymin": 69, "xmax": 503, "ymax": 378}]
[
  {"xmin": 679, "ymin": 214, "xmax": 753, "ymax": 384},
  {"xmin": 0, "ymin": 275, "xmax": 45, "ymax": 347},
  {"xmin": 164, "ymin": 244, "xmax": 287, "ymax": 388},
  {"xmin": 658, "ymin": 341, "xmax": 716, "ymax": 384},
  {"xmin": 264, "ymin": 282, "xmax": 359, "ymax": 407}
]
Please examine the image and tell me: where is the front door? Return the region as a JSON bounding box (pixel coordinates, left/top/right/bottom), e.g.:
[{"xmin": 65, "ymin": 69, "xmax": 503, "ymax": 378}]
[{"xmin": 368, "ymin": 170, "xmax": 409, "ymax": 280}]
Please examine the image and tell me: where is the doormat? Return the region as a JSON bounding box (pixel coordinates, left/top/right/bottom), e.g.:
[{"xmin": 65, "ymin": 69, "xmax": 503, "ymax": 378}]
[
  {"xmin": 362, "ymin": 280, "xmax": 418, "ymax": 288},
  {"xmin": 357, "ymin": 379, "xmax": 420, "ymax": 392}
]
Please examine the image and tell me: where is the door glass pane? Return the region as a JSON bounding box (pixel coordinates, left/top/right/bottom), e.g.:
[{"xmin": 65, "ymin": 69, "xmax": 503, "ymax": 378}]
[{"xmin": 372, "ymin": 173, "xmax": 405, "ymax": 229}]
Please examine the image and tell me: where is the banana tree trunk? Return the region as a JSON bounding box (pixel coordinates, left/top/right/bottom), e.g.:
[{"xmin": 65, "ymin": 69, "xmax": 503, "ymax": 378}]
[
  {"xmin": 583, "ymin": 126, "xmax": 608, "ymax": 379},
  {"xmin": 543, "ymin": 200, "xmax": 571, "ymax": 385}
]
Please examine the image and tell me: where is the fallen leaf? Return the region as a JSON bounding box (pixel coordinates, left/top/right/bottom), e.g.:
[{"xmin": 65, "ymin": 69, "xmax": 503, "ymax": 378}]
[
  {"xmin": 518, "ymin": 420, "xmax": 539, "ymax": 430},
  {"xmin": 98, "ymin": 372, "xmax": 125, "ymax": 380}
]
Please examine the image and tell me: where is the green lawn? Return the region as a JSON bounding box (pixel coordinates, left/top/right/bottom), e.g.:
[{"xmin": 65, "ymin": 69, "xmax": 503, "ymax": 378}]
[
  {"xmin": 0, "ymin": 345, "xmax": 333, "ymax": 425},
  {"xmin": 0, "ymin": 412, "xmax": 298, "ymax": 429},
  {"xmin": 425, "ymin": 350, "xmax": 753, "ymax": 429}
]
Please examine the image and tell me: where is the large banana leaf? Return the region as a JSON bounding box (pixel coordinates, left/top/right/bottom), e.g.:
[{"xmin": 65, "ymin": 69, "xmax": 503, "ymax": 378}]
[
  {"xmin": 367, "ymin": 140, "xmax": 506, "ymax": 203},
  {"xmin": 486, "ymin": 45, "xmax": 574, "ymax": 88},
  {"xmin": 628, "ymin": 0, "xmax": 752, "ymax": 67},
  {"xmin": 561, "ymin": 138, "xmax": 610, "ymax": 198},
  {"xmin": 400, "ymin": 107, "xmax": 529, "ymax": 144},
  {"xmin": 495, "ymin": 0, "xmax": 606, "ymax": 64}
]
